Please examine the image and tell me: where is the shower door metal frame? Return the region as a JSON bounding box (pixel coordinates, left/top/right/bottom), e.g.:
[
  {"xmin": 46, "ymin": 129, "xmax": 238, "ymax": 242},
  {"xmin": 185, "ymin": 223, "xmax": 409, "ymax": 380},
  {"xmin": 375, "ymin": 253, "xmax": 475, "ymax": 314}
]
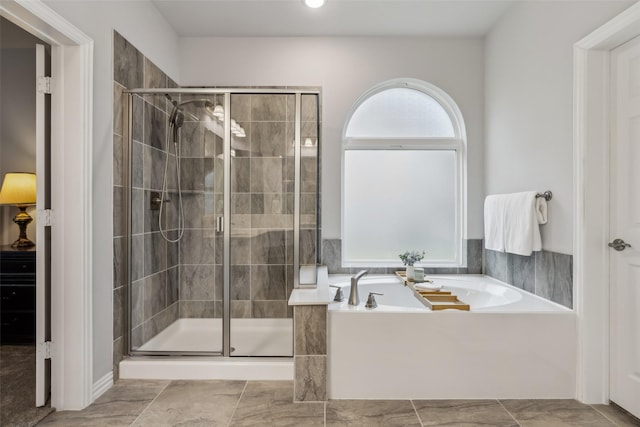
[{"xmin": 124, "ymin": 88, "xmax": 321, "ymax": 357}]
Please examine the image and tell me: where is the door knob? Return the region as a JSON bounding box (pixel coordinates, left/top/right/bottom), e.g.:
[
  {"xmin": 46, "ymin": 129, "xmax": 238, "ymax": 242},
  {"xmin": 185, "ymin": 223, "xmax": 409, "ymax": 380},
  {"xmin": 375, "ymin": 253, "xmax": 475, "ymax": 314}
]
[{"xmin": 608, "ymin": 238, "xmax": 632, "ymax": 251}]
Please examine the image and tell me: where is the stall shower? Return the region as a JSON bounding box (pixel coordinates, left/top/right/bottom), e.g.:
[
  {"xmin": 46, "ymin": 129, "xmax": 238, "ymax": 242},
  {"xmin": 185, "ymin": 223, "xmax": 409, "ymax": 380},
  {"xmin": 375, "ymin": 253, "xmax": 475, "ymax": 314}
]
[{"xmin": 124, "ymin": 89, "xmax": 320, "ymax": 357}]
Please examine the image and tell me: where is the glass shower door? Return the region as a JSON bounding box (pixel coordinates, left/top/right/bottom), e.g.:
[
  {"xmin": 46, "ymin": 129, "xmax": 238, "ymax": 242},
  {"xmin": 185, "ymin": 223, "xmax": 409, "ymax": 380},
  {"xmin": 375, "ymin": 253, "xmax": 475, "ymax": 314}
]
[
  {"xmin": 229, "ymin": 93, "xmax": 295, "ymax": 356},
  {"xmin": 126, "ymin": 89, "xmax": 319, "ymax": 357},
  {"xmin": 128, "ymin": 91, "xmax": 226, "ymax": 355}
]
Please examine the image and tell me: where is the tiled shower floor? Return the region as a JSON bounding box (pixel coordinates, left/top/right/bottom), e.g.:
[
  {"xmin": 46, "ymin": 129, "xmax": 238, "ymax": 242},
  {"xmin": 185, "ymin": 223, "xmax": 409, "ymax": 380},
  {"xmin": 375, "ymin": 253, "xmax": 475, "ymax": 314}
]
[{"xmin": 38, "ymin": 380, "xmax": 639, "ymax": 426}]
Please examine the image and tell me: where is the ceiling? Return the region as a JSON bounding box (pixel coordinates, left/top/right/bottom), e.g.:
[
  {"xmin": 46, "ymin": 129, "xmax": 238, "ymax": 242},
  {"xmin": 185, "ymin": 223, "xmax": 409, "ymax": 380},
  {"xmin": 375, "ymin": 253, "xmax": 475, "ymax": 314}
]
[{"xmin": 151, "ymin": 0, "xmax": 515, "ymax": 37}]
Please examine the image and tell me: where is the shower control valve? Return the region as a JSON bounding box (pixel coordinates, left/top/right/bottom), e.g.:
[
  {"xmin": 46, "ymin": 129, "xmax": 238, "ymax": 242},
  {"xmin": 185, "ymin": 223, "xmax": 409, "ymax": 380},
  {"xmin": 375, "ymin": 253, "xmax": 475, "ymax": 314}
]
[{"xmin": 150, "ymin": 192, "xmax": 169, "ymax": 211}]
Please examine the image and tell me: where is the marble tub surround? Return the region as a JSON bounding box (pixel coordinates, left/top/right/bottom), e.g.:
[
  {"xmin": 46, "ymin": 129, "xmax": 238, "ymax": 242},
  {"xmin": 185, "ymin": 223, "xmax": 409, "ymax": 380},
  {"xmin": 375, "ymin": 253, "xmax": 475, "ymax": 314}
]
[
  {"xmin": 38, "ymin": 379, "xmax": 638, "ymax": 427},
  {"xmin": 288, "ymin": 266, "xmax": 331, "ymax": 304},
  {"xmin": 289, "ymin": 267, "xmax": 330, "ymax": 402},
  {"xmin": 484, "ymin": 248, "xmax": 573, "ymax": 308},
  {"xmin": 321, "ymin": 238, "xmax": 483, "ymax": 275},
  {"xmin": 113, "ymin": 30, "xmax": 180, "ymax": 377},
  {"xmin": 293, "ymin": 306, "xmax": 328, "ymax": 402}
]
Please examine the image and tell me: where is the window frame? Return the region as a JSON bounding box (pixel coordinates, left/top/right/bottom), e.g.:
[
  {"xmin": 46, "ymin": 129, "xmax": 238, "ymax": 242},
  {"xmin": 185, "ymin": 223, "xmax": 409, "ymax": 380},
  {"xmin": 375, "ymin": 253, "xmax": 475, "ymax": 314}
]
[{"xmin": 341, "ymin": 78, "xmax": 467, "ymax": 268}]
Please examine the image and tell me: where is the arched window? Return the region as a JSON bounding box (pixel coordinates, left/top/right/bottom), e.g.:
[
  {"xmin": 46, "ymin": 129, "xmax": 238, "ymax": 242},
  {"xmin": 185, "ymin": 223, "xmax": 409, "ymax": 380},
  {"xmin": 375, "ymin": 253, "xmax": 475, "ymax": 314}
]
[{"xmin": 342, "ymin": 79, "xmax": 466, "ymax": 267}]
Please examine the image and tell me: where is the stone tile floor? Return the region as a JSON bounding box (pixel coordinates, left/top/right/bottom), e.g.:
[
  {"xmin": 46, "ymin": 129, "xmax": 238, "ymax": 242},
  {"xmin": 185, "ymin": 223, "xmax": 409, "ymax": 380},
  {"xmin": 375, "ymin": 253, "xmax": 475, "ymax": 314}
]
[
  {"xmin": 37, "ymin": 380, "xmax": 639, "ymax": 426},
  {"xmin": 1, "ymin": 345, "xmax": 54, "ymax": 426}
]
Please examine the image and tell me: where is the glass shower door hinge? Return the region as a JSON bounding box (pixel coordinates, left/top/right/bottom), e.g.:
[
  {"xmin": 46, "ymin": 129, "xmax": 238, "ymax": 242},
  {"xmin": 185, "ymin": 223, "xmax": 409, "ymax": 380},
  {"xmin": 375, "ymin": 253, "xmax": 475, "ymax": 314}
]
[{"xmin": 216, "ymin": 216, "xmax": 224, "ymax": 233}]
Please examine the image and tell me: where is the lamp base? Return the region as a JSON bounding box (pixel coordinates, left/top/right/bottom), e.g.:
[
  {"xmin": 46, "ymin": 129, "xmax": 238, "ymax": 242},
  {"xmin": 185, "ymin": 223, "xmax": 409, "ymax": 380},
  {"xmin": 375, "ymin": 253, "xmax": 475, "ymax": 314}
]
[
  {"xmin": 11, "ymin": 207, "xmax": 35, "ymax": 249},
  {"xmin": 11, "ymin": 237, "xmax": 35, "ymax": 249}
]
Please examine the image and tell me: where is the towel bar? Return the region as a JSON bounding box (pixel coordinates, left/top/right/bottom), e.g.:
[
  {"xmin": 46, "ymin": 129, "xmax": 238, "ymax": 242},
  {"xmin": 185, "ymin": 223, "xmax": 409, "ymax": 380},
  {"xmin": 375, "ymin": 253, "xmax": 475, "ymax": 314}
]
[{"xmin": 536, "ymin": 191, "xmax": 552, "ymax": 201}]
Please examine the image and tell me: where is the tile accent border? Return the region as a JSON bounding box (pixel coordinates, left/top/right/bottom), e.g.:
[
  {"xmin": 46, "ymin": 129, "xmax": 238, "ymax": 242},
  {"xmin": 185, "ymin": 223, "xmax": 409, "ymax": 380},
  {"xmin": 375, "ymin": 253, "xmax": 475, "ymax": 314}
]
[
  {"xmin": 320, "ymin": 238, "xmax": 571, "ymax": 308},
  {"xmin": 484, "ymin": 247, "xmax": 573, "ymax": 308}
]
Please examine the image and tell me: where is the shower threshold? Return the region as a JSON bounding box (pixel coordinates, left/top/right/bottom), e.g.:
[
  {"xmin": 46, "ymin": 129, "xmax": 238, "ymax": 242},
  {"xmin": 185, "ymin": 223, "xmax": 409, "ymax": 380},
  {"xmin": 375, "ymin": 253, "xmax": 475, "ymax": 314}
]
[{"xmin": 120, "ymin": 318, "xmax": 294, "ymax": 380}]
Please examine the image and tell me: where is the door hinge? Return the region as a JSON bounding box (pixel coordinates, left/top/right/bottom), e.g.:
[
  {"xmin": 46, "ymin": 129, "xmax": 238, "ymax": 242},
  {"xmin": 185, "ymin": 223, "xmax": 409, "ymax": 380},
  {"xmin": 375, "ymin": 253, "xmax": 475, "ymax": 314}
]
[
  {"xmin": 37, "ymin": 341, "xmax": 53, "ymax": 360},
  {"xmin": 37, "ymin": 76, "xmax": 52, "ymax": 94},
  {"xmin": 38, "ymin": 209, "xmax": 54, "ymax": 227}
]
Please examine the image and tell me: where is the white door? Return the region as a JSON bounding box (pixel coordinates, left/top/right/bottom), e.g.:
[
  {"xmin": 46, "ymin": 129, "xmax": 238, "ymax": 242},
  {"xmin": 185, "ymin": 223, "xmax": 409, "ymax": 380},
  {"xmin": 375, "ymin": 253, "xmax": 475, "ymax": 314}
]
[
  {"xmin": 610, "ymin": 35, "xmax": 640, "ymax": 419},
  {"xmin": 35, "ymin": 43, "xmax": 51, "ymax": 407}
]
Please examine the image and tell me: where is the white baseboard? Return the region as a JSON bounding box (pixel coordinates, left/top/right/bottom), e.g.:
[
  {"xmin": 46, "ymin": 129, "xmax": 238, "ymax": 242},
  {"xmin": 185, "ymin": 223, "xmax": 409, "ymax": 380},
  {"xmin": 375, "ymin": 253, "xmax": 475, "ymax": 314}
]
[{"xmin": 92, "ymin": 371, "xmax": 113, "ymax": 401}]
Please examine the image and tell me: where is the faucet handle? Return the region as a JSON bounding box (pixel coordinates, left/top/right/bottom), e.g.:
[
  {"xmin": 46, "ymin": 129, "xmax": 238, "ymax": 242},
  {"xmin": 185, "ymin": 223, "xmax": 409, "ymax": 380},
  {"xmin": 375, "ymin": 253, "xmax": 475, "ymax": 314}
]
[
  {"xmin": 330, "ymin": 285, "xmax": 345, "ymax": 302},
  {"xmin": 365, "ymin": 291, "xmax": 383, "ymax": 309}
]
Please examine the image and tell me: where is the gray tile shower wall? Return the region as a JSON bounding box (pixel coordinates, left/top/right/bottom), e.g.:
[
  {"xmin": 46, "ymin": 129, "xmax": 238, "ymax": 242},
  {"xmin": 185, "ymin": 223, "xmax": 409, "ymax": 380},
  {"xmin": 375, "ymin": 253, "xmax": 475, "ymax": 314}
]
[
  {"xmin": 113, "ymin": 31, "xmax": 179, "ymax": 378},
  {"xmin": 484, "ymin": 248, "xmax": 573, "ymax": 308},
  {"xmin": 227, "ymin": 93, "xmax": 296, "ymax": 320},
  {"xmin": 320, "ymin": 238, "xmax": 483, "ymax": 275},
  {"xmin": 225, "ymin": 92, "xmax": 320, "ymax": 321}
]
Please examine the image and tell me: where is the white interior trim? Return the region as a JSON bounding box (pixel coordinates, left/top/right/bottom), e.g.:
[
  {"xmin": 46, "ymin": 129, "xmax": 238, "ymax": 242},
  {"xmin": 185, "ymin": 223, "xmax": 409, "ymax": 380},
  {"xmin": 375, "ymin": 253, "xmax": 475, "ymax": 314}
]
[
  {"xmin": 92, "ymin": 371, "xmax": 113, "ymax": 401},
  {"xmin": 0, "ymin": 0, "xmax": 94, "ymax": 410},
  {"xmin": 574, "ymin": 1, "xmax": 640, "ymax": 404}
]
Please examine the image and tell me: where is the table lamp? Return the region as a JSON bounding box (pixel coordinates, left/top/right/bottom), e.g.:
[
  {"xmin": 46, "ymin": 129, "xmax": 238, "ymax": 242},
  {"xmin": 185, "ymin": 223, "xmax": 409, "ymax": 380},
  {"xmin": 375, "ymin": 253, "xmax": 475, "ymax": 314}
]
[{"xmin": 0, "ymin": 172, "xmax": 37, "ymax": 248}]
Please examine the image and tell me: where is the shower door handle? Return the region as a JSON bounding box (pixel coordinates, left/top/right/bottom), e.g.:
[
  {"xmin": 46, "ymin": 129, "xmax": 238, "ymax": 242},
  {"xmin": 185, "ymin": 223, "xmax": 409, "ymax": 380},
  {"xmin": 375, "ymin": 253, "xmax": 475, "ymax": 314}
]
[{"xmin": 216, "ymin": 216, "xmax": 224, "ymax": 233}]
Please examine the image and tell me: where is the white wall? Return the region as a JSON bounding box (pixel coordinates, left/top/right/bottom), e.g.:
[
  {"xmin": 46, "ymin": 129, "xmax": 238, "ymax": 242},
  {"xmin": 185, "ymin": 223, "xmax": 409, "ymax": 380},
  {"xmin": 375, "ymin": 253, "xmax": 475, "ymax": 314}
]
[
  {"xmin": 42, "ymin": 0, "xmax": 180, "ymax": 383},
  {"xmin": 485, "ymin": 0, "xmax": 633, "ymax": 255},
  {"xmin": 180, "ymin": 37, "xmax": 486, "ymax": 240}
]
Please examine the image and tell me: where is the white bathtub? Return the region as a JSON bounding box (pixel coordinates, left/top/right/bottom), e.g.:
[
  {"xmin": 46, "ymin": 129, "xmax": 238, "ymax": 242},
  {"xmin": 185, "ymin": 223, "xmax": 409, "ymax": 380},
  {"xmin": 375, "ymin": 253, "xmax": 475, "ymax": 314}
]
[{"xmin": 328, "ymin": 274, "xmax": 576, "ymax": 399}]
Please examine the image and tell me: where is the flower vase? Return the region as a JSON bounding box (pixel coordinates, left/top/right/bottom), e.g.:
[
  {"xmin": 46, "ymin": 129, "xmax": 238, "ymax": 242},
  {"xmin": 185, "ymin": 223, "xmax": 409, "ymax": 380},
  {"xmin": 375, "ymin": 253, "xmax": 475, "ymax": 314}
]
[{"xmin": 406, "ymin": 265, "xmax": 415, "ymax": 281}]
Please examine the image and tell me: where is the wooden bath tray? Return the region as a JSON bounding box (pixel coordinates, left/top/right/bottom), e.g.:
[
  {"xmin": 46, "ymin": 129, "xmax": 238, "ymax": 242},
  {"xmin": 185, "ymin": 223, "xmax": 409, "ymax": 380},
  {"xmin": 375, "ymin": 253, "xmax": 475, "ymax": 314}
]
[
  {"xmin": 417, "ymin": 289, "xmax": 452, "ymax": 296},
  {"xmin": 420, "ymin": 294, "xmax": 470, "ymax": 311},
  {"xmin": 394, "ymin": 270, "xmax": 434, "ymax": 285},
  {"xmin": 395, "ymin": 271, "xmax": 470, "ymax": 311}
]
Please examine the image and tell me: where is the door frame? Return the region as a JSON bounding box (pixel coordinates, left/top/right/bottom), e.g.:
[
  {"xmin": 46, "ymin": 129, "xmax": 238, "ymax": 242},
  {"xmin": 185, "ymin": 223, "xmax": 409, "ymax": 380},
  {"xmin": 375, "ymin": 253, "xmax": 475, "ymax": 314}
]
[
  {"xmin": 0, "ymin": 0, "xmax": 94, "ymax": 410},
  {"xmin": 574, "ymin": 1, "xmax": 640, "ymax": 404}
]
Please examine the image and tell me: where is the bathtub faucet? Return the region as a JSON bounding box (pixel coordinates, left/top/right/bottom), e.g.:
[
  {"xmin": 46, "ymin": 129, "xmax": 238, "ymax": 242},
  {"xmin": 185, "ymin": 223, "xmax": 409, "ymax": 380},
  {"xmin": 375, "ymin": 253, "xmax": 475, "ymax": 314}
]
[{"xmin": 349, "ymin": 270, "xmax": 368, "ymax": 305}]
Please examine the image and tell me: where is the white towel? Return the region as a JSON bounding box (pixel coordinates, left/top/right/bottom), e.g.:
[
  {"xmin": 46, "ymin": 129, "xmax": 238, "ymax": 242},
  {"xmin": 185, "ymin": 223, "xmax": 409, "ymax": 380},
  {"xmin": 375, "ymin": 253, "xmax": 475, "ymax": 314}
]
[
  {"xmin": 484, "ymin": 194, "xmax": 506, "ymax": 252},
  {"xmin": 484, "ymin": 191, "xmax": 548, "ymax": 256}
]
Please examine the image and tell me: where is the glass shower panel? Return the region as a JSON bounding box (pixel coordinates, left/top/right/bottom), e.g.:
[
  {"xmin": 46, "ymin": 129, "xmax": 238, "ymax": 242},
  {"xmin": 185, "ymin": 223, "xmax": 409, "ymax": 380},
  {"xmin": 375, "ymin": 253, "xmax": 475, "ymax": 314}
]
[
  {"xmin": 128, "ymin": 92, "xmax": 225, "ymax": 354},
  {"xmin": 300, "ymin": 94, "xmax": 319, "ymax": 272},
  {"xmin": 229, "ymin": 93, "xmax": 295, "ymax": 356}
]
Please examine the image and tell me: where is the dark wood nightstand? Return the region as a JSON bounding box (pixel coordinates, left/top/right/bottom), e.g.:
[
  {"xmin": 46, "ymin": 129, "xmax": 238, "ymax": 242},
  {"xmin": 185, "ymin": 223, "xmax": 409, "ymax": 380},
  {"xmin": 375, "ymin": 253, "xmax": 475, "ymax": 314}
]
[{"xmin": 0, "ymin": 245, "xmax": 36, "ymax": 343}]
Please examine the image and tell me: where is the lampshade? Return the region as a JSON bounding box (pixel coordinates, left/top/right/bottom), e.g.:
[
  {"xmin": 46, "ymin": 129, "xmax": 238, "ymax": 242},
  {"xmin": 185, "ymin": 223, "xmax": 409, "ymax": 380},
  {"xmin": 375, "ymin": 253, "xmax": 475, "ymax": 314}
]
[{"xmin": 0, "ymin": 173, "xmax": 37, "ymax": 206}]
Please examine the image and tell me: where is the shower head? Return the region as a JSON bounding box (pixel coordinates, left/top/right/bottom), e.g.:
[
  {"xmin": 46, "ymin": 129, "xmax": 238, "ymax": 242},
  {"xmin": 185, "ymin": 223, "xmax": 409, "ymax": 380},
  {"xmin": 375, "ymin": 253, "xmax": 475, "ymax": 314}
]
[
  {"xmin": 175, "ymin": 99, "xmax": 215, "ymax": 125},
  {"xmin": 166, "ymin": 94, "xmax": 183, "ymax": 130},
  {"xmin": 166, "ymin": 96, "xmax": 216, "ymax": 130}
]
